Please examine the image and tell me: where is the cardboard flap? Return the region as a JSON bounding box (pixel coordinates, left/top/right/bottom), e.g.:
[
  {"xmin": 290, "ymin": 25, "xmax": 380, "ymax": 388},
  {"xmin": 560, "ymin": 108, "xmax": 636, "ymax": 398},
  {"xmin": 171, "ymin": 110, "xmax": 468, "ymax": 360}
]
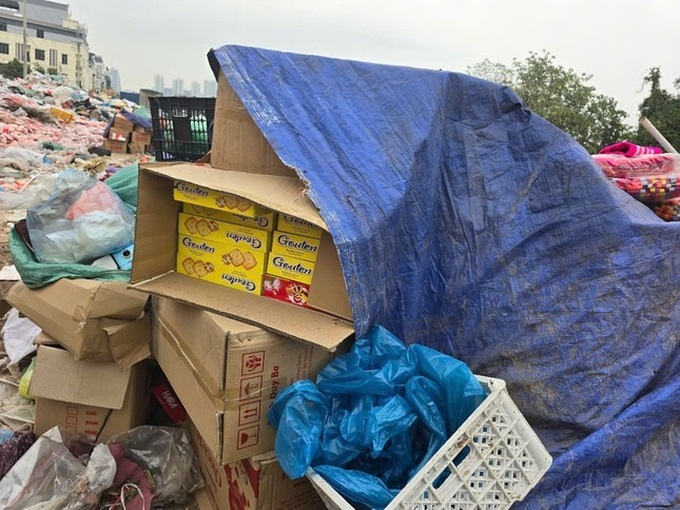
[
  {"xmin": 143, "ymin": 164, "xmax": 328, "ymax": 231},
  {"xmin": 135, "ymin": 272, "xmax": 352, "ymax": 351},
  {"xmin": 34, "ymin": 331, "xmax": 57, "ymax": 346},
  {"xmin": 29, "ymin": 345, "xmax": 131, "ymax": 410},
  {"xmin": 88, "ymin": 281, "xmax": 149, "ymax": 320},
  {"xmin": 102, "ymin": 315, "xmax": 152, "ymax": 371}
]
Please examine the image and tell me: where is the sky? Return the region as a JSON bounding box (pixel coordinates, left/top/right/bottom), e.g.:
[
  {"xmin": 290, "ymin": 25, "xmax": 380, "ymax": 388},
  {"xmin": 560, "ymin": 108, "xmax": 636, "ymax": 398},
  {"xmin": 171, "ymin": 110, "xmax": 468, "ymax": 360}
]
[{"xmin": 66, "ymin": 0, "xmax": 680, "ymax": 125}]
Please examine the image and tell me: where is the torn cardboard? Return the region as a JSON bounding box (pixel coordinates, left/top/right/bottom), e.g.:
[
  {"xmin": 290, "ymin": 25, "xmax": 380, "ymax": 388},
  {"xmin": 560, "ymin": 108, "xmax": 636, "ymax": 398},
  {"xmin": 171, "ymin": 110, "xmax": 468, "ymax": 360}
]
[
  {"xmin": 29, "ymin": 345, "xmax": 149, "ymax": 441},
  {"xmin": 190, "ymin": 422, "xmax": 325, "ymax": 510},
  {"xmin": 6, "ymin": 279, "xmax": 150, "ymax": 368},
  {"xmin": 152, "ymin": 296, "xmax": 347, "ymax": 464},
  {"xmin": 211, "ymin": 72, "xmax": 297, "ymax": 178},
  {"xmin": 131, "ymin": 163, "xmax": 354, "ymax": 350}
]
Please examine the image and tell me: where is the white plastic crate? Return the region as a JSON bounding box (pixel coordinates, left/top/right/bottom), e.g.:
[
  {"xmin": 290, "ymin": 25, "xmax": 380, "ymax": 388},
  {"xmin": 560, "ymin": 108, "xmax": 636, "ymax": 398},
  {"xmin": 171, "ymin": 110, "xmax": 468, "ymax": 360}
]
[{"xmin": 307, "ymin": 375, "xmax": 552, "ymax": 510}]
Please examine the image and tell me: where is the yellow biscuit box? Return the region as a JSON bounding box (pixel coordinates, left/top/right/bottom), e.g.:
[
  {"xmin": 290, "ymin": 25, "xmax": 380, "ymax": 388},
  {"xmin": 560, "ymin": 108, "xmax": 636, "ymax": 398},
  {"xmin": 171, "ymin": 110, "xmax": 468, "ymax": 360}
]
[
  {"xmin": 182, "ymin": 203, "xmax": 276, "ymax": 232},
  {"xmin": 270, "ymin": 230, "xmax": 320, "ymax": 263},
  {"xmin": 266, "ymin": 252, "xmax": 316, "ymax": 286},
  {"xmin": 277, "ymin": 214, "xmax": 323, "ymax": 239},
  {"xmin": 178, "ymin": 213, "xmax": 271, "ymax": 253},
  {"xmin": 176, "ymin": 234, "xmax": 266, "ymax": 294},
  {"xmin": 174, "ymin": 180, "xmax": 269, "ymax": 220}
]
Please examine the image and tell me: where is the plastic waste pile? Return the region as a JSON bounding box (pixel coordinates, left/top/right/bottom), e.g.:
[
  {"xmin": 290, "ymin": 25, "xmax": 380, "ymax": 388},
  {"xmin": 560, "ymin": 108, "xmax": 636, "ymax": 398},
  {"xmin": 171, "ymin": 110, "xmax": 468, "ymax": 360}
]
[
  {"xmin": 0, "ymin": 426, "xmax": 203, "ymax": 509},
  {"xmin": 0, "ymin": 72, "xmax": 147, "ymax": 198}
]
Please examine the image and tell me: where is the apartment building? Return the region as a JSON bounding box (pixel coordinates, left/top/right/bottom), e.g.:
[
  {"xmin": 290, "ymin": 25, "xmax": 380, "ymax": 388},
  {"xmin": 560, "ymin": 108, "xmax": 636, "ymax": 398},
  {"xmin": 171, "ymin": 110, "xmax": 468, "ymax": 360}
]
[{"xmin": 0, "ymin": 0, "xmax": 105, "ymax": 90}]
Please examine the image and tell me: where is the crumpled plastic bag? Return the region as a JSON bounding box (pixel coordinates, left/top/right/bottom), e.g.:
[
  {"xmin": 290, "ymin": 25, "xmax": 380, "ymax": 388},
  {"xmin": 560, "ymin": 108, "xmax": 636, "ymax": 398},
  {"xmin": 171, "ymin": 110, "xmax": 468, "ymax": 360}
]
[
  {"xmin": 26, "ymin": 169, "xmax": 135, "ymax": 264},
  {"xmin": 0, "ymin": 427, "xmax": 116, "ymax": 510},
  {"xmin": 269, "ymin": 325, "xmax": 487, "ymax": 509},
  {"xmin": 106, "ymin": 426, "xmax": 203, "ymax": 507},
  {"xmin": 0, "ymin": 173, "xmax": 59, "ymax": 210},
  {"xmin": 1, "ymin": 308, "xmax": 41, "ymax": 366}
]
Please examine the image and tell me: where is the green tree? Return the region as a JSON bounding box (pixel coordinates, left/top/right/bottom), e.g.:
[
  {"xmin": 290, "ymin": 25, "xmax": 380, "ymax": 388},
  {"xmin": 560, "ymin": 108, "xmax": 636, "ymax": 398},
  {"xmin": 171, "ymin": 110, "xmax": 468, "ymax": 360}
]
[
  {"xmin": 468, "ymin": 51, "xmax": 633, "ymax": 153},
  {"xmin": 0, "ymin": 59, "xmax": 28, "ymax": 80},
  {"xmin": 630, "ymin": 67, "xmax": 680, "ymax": 151}
]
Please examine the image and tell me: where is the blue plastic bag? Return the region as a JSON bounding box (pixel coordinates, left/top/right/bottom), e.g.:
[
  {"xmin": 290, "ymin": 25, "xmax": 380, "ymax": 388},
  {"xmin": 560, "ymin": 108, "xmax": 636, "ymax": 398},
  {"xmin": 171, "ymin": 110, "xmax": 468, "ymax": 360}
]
[{"xmin": 269, "ymin": 325, "xmax": 487, "ymax": 509}]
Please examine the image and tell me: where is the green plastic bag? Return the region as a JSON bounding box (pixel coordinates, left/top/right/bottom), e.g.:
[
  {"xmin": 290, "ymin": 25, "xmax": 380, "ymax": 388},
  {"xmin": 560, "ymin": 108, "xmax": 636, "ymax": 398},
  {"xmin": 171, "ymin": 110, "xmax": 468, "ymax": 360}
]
[{"xmin": 9, "ymin": 164, "xmax": 139, "ymax": 289}]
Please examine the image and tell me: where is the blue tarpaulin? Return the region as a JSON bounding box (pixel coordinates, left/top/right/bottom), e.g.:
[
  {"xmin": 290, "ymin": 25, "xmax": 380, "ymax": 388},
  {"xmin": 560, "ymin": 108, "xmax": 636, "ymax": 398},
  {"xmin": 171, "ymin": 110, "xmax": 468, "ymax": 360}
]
[{"xmin": 209, "ymin": 45, "xmax": 679, "ymax": 509}]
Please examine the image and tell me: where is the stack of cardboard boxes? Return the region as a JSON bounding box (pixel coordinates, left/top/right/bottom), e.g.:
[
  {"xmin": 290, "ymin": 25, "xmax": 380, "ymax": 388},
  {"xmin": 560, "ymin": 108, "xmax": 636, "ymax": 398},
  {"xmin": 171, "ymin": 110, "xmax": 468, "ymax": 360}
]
[
  {"xmin": 132, "ymin": 69, "xmax": 357, "ymax": 509},
  {"xmin": 104, "ymin": 113, "xmax": 153, "ymax": 155},
  {"xmin": 5, "ymin": 279, "xmax": 151, "ymax": 441}
]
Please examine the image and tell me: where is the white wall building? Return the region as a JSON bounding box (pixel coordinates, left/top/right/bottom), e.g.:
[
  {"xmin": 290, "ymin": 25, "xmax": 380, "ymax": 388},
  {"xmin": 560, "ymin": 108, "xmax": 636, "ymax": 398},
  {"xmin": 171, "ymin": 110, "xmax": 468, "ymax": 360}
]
[{"xmin": 0, "ymin": 0, "xmax": 107, "ymax": 90}]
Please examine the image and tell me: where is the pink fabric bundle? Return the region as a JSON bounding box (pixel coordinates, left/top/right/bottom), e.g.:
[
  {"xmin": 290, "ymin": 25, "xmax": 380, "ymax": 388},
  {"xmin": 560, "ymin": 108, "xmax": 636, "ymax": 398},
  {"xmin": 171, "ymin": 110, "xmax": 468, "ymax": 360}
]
[
  {"xmin": 599, "ymin": 141, "xmax": 662, "ymax": 157},
  {"xmin": 592, "ymin": 153, "xmax": 679, "ymax": 178}
]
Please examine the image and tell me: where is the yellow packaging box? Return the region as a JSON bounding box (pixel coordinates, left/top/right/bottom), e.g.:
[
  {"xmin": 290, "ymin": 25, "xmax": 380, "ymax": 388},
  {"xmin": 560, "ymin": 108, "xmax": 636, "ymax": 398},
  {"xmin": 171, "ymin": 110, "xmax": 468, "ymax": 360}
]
[
  {"xmin": 176, "ymin": 234, "xmax": 266, "ymax": 294},
  {"xmin": 270, "ymin": 230, "xmax": 320, "ymax": 263},
  {"xmin": 266, "ymin": 253, "xmax": 315, "ymax": 286},
  {"xmin": 178, "ymin": 213, "xmax": 271, "ymax": 253},
  {"xmin": 174, "ymin": 180, "xmax": 268, "ymax": 219},
  {"xmin": 277, "ymin": 214, "xmax": 323, "ymax": 239},
  {"xmin": 183, "ymin": 203, "xmax": 276, "ymax": 232}
]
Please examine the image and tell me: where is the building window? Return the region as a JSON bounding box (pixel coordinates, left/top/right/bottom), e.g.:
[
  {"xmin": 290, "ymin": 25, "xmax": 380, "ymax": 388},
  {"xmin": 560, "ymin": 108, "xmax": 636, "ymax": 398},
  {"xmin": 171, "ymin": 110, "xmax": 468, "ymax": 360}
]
[
  {"xmin": 15, "ymin": 43, "xmax": 29, "ymax": 61},
  {"xmin": 36, "ymin": 29, "xmax": 44, "ymax": 38},
  {"xmin": 49, "ymin": 49, "xmax": 57, "ymax": 66},
  {"xmin": 61, "ymin": 53, "xmax": 68, "ymax": 65},
  {"xmin": 0, "ymin": 22, "xmax": 7, "ymax": 32},
  {"xmin": 0, "ymin": 43, "xmax": 8, "ymax": 55},
  {"xmin": 35, "ymin": 49, "xmax": 45, "ymax": 61}
]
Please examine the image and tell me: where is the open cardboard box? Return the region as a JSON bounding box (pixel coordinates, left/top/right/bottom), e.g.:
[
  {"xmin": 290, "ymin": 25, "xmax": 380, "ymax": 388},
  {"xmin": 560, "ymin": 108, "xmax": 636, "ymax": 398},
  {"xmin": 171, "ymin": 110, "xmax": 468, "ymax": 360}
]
[
  {"xmin": 29, "ymin": 345, "xmax": 149, "ymax": 441},
  {"xmin": 131, "ymin": 162, "xmax": 354, "ymax": 350},
  {"xmin": 6, "ymin": 279, "xmax": 150, "ymax": 369}
]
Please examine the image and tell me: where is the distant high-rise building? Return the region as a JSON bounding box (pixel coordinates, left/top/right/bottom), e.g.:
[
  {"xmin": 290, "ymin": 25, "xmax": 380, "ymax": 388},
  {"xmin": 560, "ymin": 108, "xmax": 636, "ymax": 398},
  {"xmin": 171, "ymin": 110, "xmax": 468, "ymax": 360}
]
[
  {"xmin": 172, "ymin": 78, "xmax": 184, "ymax": 96},
  {"xmin": 163, "ymin": 87, "xmax": 173, "ymax": 96},
  {"xmin": 154, "ymin": 75, "xmax": 164, "ymax": 94},
  {"xmin": 191, "ymin": 81, "xmax": 201, "ymax": 97},
  {"xmin": 109, "ymin": 68, "xmax": 121, "ymax": 93},
  {"xmin": 204, "ymin": 79, "xmax": 217, "ymax": 97}
]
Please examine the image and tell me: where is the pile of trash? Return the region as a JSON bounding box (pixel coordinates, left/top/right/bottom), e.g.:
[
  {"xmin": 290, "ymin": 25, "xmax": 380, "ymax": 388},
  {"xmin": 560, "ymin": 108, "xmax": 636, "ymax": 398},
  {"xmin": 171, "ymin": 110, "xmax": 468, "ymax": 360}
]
[
  {"xmin": 0, "ymin": 71, "xmax": 136, "ymax": 149},
  {"xmin": 0, "ymin": 73, "xmax": 150, "ymax": 209}
]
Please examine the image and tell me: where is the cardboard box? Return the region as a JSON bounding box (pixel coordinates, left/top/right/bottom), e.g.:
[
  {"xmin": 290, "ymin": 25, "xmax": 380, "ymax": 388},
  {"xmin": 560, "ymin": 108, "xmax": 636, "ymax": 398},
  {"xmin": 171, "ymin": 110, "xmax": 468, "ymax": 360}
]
[
  {"xmin": 131, "ymin": 130, "xmax": 152, "ymax": 145},
  {"xmin": 6, "ymin": 280, "xmax": 150, "ymax": 369},
  {"xmin": 152, "ymin": 296, "xmax": 344, "ymax": 464},
  {"xmin": 262, "ymin": 274, "xmax": 309, "ymax": 308},
  {"xmin": 277, "ymin": 214, "xmax": 323, "ymax": 239},
  {"xmin": 132, "ymin": 163, "xmax": 353, "ymax": 349},
  {"xmin": 190, "ymin": 423, "xmax": 325, "ymax": 510},
  {"xmin": 270, "ymin": 230, "xmax": 320, "ymax": 263},
  {"xmin": 50, "ymin": 106, "xmax": 74, "ymax": 123},
  {"xmin": 29, "ymin": 345, "xmax": 149, "ymax": 441},
  {"xmin": 177, "ymin": 234, "xmax": 266, "ymax": 294},
  {"xmin": 267, "ymin": 253, "xmax": 315, "ymax": 286},
  {"xmin": 179, "ymin": 213, "xmax": 271, "ymax": 253},
  {"xmin": 183, "ymin": 203, "xmax": 277, "ymax": 232},
  {"xmin": 113, "ymin": 113, "xmax": 135, "ymax": 132},
  {"xmin": 211, "ymin": 72, "xmax": 297, "ymax": 178},
  {"xmin": 175, "ymin": 180, "xmax": 269, "ymax": 220},
  {"xmin": 109, "ymin": 127, "xmax": 131, "ymax": 141},
  {"xmin": 104, "ymin": 138, "xmax": 127, "ymax": 154},
  {"xmin": 128, "ymin": 142, "xmax": 147, "ymax": 154}
]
